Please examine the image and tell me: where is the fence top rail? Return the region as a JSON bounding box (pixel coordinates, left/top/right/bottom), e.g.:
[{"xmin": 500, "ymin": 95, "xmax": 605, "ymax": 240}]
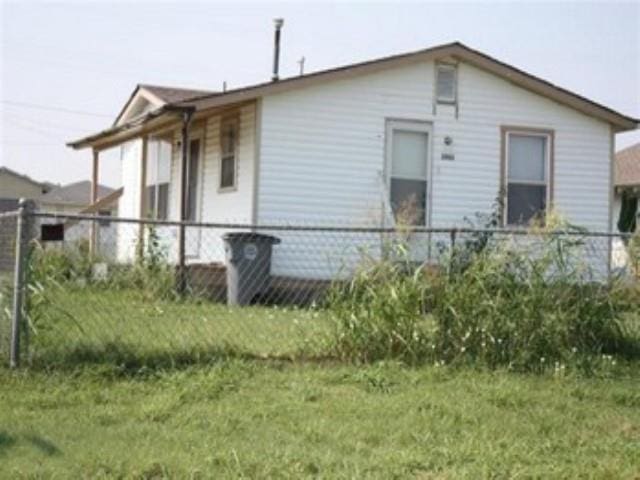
[{"xmin": 29, "ymin": 211, "xmax": 635, "ymax": 239}]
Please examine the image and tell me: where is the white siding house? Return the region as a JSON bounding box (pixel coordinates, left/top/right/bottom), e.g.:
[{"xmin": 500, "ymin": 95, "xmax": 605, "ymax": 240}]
[{"xmin": 68, "ymin": 42, "xmax": 638, "ymax": 280}]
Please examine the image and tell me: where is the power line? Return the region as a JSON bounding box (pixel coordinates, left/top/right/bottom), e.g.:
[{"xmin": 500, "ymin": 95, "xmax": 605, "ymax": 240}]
[
  {"xmin": 3, "ymin": 112, "xmax": 84, "ymax": 132},
  {"xmin": 1, "ymin": 141, "xmax": 61, "ymax": 146},
  {"xmin": 1, "ymin": 100, "xmax": 113, "ymax": 118}
]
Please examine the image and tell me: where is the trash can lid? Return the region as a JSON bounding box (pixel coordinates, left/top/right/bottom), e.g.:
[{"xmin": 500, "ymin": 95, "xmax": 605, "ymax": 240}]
[{"xmin": 222, "ymin": 232, "xmax": 281, "ymax": 244}]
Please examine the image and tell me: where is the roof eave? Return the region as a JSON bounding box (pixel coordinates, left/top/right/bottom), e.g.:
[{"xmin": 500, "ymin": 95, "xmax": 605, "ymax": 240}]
[
  {"xmin": 177, "ymin": 42, "xmax": 638, "ymax": 131},
  {"xmin": 69, "ymin": 41, "xmax": 639, "ymax": 149},
  {"xmin": 67, "ymin": 105, "xmax": 194, "ymax": 150}
]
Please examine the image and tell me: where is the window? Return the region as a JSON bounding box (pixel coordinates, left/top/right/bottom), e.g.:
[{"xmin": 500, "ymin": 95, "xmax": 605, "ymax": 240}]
[
  {"xmin": 145, "ymin": 139, "xmax": 171, "ymax": 220},
  {"xmin": 388, "ymin": 122, "xmax": 430, "ymax": 226},
  {"xmin": 220, "ymin": 117, "xmax": 238, "ymax": 190},
  {"xmin": 146, "ymin": 183, "xmax": 169, "ymax": 220},
  {"xmin": 98, "ymin": 209, "xmax": 112, "ymax": 227},
  {"xmin": 504, "ymin": 130, "xmax": 552, "ymax": 226},
  {"xmin": 436, "ymin": 64, "xmax": 457, "ymax": 104}
]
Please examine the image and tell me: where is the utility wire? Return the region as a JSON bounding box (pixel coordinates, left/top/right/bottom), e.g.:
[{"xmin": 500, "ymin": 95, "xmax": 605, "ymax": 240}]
[
  {"xmin": 0, "ymin": 100, "xmax": 112, "ymax": 118},
  {"xmin": 2, "ymin": 111, "xmax": 89, "ymax": 133}
]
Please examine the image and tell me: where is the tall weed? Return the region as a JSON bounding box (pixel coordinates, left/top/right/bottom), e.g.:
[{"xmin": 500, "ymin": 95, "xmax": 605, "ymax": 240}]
[
  {"xmin": 327, "ymin": 214, "xmax": 640, "ymax": 373},
  {"xmin": 327, "ymin": 245, "xmax": 435, "ymax": 363}
]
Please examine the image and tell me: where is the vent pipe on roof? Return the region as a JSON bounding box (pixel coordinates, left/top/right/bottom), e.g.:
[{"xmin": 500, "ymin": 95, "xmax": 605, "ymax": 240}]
[{"xmin": 272, "ymin": 18, "xmax": 284, "ymax": 82}]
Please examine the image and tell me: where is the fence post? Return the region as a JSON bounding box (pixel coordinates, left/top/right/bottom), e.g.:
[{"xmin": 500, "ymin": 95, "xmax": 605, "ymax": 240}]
[
  {"xmin": 10, "ymin": 198, "xmax": 35, "ymax": 368},
  {"xmin": 448, "ymin": 228, "xmax": 458, "ymax": 278},
  {"xmin": 177, "ymin": 222, "xmax": 187, "ymax": 294}
]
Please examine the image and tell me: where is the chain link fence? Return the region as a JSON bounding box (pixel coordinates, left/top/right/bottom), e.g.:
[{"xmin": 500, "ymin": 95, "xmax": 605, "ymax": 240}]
[
  {"xmin": 0, "ymin": 211, "xmax": 19, "ymax": 362},
  {"xmin": 1, "ymin": 207, "xmax": 638, "ymax": 369}
]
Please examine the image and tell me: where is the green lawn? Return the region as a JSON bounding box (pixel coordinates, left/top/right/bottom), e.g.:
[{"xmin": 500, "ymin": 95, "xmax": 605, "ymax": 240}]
[
  {"xmin": 1, "ymin": 362, "xmax": 639, "ymax": 478},
  {"xmin": 27, "ymin": 288, "xmax": 332, "ymax": 368},
  {"xmin": 2, "ymin": 285, "xmax": 639, "ymax": 477}
]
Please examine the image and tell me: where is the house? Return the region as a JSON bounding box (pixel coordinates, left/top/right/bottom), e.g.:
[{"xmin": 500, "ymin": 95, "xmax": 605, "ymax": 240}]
[
  {"xmin": 39, "ymin": 180, "xmax": 117, "ymax": 216},
  {"xmin": 613, "ymin": 143, "xmax": 640, "ymax": 232},
  {"xmin": 0, "ymin": 167, "xmax": 54, "ymax": 271},
  {"xmin": 0, "ymin": 166, "xmax": 53, "ymax": 210},
  {"xmin": 67, "ymin": 41, "xmax": 639, "ymax": 280},
  {"xmin": 39, "ymin": 181, "xmax": 120, "ymax": 258},
  {"xmin": 611, "ymin": 143, "xmax": 639, "ymax": 274}
]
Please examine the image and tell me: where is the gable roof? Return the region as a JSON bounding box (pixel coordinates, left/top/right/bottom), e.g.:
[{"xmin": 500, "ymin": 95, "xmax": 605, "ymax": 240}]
[
  {"xmin": 69, "ymin": 42, "xmax": 639, "ymax": 150},
  {"xmin": 141, "ymin": 84, "xmax": 214, "ymax": 104},
  {"xmin": 39, "ymin": 180, "xmax": 115, "ymax": 206},
  {"xmin": 0, "ymin": 166, "xmax": 49, "ymax": 190},
  {"xmin": 615, "ymin": 143, "xmax": 640, "ymax": 188},
  {"xmin": 113, "ymin": 84, "xmax": 215, "ymax": 126}
]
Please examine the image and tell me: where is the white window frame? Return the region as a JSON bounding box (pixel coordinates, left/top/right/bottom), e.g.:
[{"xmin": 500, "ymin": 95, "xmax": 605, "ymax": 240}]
[
  {"xmin": 146, "ymin": 138, "xmax": 172, "ymax": 221},
  {"xmin": 435, "ymin": 63, "xmax": 457, "ymax": 105},
  {"xmin": 219, "ymin": 115, "xmax": 239, "ymax": 192},
  {"xmin": 385, "ymin": 119, "xmax": 433, "ymax": 227},
  {"xmin": 504, "ymin": 129, "xmax": 552, "ymax": 227}
]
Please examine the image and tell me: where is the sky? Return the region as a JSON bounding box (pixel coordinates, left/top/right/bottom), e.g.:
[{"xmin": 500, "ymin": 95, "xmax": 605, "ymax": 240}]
[{"xmin": 1, "ymin": 0, "xmax": 639, "ymax": 188}]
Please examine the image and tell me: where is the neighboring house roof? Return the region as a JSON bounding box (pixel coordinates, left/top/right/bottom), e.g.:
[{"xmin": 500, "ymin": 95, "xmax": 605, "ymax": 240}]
[
  {"xmin": 69, "ymin": 41, "xmax": 639, "ymax": 149},
  {"xmin": 39, "ymin": 180, "xmax": 115, "ymax": 206},
  {"xmin": 0, "ymin": 166, "xmax": 50, "ymax": 191},
  {"xmin": 615, "ymin": 143, "xmax": 640, "ymax": 188}
]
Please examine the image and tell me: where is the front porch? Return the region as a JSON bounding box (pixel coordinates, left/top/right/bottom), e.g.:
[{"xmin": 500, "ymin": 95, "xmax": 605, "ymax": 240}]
[{"xmin": 69, "ymin": 88, "xmax": 259, "ymax": 278}]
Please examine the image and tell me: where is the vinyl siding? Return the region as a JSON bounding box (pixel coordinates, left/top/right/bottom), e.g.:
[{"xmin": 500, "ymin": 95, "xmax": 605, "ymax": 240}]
[
  {"xmin": 258, "ymin": 60, "xmax": 613, "ymax": 278},
  {"xmin": 165, "ymin": 104, "xmax": 256, "ymax": 263}
]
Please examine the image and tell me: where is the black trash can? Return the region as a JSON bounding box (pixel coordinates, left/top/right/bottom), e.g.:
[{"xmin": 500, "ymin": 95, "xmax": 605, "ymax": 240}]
[{"xmin": 222, "ymin": 232, "xmax": 281, "ymax": 306}]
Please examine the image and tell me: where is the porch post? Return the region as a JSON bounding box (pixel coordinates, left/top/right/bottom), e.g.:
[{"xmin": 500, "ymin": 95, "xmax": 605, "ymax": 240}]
[
  {"xmin": 89, "ymin": 148, "xmax": 99, "ymax": 257},
  {"xmin": 177, "ymin": 110, "xmax": 193, "ymax": 294},
  {"xmin": 137, "ymin": 135, "xmax": 148, "ymax": 260}
]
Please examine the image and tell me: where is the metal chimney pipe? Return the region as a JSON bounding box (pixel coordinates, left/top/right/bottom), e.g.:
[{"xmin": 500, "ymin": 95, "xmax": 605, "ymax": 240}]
[{"xmin": 272, "ymin": 18, "xmax": 284, "ymax": 82}]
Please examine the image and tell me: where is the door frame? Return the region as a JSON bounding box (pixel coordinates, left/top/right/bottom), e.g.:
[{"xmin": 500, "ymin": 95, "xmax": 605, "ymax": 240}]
[
  {"xmin": 384, "ymin": 119, "xmax": 434, "ymax": 228},
  {"xmin": 185, "ymin": 130, "xmax": 205, "ymax": 258}
]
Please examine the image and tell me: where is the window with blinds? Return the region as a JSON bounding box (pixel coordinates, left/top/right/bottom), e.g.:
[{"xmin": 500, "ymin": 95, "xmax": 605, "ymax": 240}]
[{"xmin": 505, "ymin": 132, "xmax": 550, "ymax": 225}]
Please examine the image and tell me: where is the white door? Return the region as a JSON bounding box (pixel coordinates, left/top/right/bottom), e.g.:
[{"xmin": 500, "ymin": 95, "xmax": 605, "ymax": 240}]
[
  {"xmin": 386, "ymin": 120, "xmax": 432, "ymax": 260},
  {"xmin": 185, "ymin": 137, "xmax": 202, "ymax": 258}
]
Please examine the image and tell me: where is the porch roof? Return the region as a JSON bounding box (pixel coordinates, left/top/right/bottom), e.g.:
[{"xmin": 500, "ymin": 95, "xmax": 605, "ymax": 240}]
[{"xmin": 68, "ymin": 41, "xmax": 639, "ymax": 150}]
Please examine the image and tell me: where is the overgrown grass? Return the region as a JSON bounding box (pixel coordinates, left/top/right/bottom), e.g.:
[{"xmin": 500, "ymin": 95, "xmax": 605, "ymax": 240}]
[
  {"xmin": 328, "ymin": 227, "xmax": 640, "ymax": 374},
  {"xmin": 0, "ymin": 272, "xmax": 13, "ymax": 361},
  {"xmin": 1, "ymin": 361, "xmax": 639, "ymax": 478}
]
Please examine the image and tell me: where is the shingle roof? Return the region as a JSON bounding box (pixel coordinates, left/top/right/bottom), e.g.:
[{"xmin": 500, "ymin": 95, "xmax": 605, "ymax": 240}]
[
  {"xmin": 139, "ymin": 84, "xmax": 215, "ymax": 104},
  {"xmin": 111, "ymin": 84, "xmax": 216, "ymax": 127},
  {"xmin": 615, "ymin": 143, "xmax": 640, "ymax": 187},
  {"xmin": 39, "ymin": 180, "xmax": 115, "ymax": 206}
]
